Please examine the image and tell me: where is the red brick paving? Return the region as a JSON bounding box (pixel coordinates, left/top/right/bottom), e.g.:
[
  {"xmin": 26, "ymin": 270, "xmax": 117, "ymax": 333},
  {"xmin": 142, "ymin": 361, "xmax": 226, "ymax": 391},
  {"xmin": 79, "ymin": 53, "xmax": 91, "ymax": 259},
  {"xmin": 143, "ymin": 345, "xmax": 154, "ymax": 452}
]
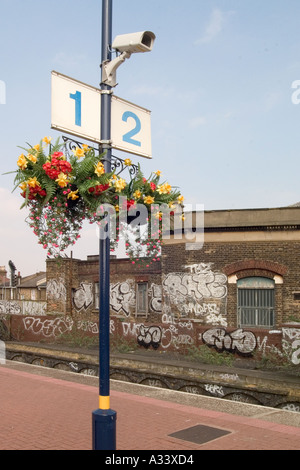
[{"xmin": 0, "ymin": 364, "xmax": 300, "ymax": 450}]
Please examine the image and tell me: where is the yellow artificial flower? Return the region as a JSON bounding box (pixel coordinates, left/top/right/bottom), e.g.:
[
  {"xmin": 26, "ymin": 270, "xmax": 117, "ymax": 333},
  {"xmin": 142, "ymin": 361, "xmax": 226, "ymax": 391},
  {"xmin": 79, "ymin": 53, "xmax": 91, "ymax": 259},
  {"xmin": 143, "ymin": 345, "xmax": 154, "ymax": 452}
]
[
  {"xmin": 115, "ymin": 205, "xmax": 119, "ymax": 212},
  {"xmin": 55, "ymin": 172, "xmax": 69, "ymax": 188},
  {"xmin": 108, "ymin": 175, "xmax": 117, "ymax": 187},
  {"xmin": 124, "ymin": 158, "xmax": 132, "ymax": 166},
  {"xmin": 114, "ymin": 178, "xmax": 126, "ymax": 193},
  {"xmin": 67, "ymin": 190, "xmax": 79, "ymax": 200},
  {"xmin": 27, "ymin": 153, "xmax": 37, "ymax": 164},
  {"xmin": 27, "ymin": 177, "xmax": 40, "ymax": 188},
  {"xmin": 144, "ymin": 195, "xmax": 155, "ymax": 205},
  {"xmin": 154, "ymin": 211, "xmax": 163, "ymax": 219},
  {"xmin": 94, "ymin": 162, "xmax": 105, "ymax": 176},
  {"xmin": 42, "ymin": 137, "xmax": 52, "ymax": 145},
  {"xmin": 19, "ymin": 182, "xmax": 27, "ymax": 191},
  {"xmin": 177, "ymin": 195, "xmax": 184, "ymax": 203},
  {"xmin": 33, "ymin": 144, "xmax": 40, "ymax": 152},
  {"xmin": 17, "ymin": 154, "xmax": 27, "ymax": 170},
  {"xmin": 133, "ymin": 190, "xmax": 142, "ymax": 199},
  {"xmin": 155, "ymin": 170, "xmax": 162, "ymax": 176},
  {"xmin": 168, "ymin": 202, "xmax": 175, "ymax": 209},
  {"xmin": 157, "ymin": 183, "xmax": 172, "ymax": 194},
  {"xmin": 82, "ymin": 144, "xmax": 89, "ymax": 152},
  {"xmin": 73, "ymin": 147, "xmax": 85, "ymax": 159}
]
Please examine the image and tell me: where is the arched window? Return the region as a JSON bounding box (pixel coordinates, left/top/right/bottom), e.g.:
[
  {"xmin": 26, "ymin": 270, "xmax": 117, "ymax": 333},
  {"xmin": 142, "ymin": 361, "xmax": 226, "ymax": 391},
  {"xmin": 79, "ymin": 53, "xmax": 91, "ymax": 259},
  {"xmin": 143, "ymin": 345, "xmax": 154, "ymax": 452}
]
[{"xmin": 237, "ymin": 277, "xmax": 275, "ymax": 328}]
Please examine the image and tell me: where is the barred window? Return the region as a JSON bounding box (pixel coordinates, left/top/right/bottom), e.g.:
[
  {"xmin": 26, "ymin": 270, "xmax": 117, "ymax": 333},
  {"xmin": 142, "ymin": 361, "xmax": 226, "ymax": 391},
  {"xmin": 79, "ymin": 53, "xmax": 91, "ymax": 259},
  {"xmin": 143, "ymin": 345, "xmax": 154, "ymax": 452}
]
[
  {"xmin": 136, "ymin": 282, "xmax": 148, "ymax": 317},
  {"xmin": 94, "ymin": 282, "xmax": 99, "ymax": 310},
  {"xmin": 238, "ymin": 277, "xmax": 275, "ymax": 328}
]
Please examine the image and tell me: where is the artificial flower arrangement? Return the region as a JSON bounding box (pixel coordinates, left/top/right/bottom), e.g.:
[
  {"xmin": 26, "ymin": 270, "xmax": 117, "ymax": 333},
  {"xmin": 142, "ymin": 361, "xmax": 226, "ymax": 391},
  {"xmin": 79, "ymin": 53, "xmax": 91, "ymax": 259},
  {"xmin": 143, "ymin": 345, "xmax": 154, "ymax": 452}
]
[{"xmin": 6, "ymin": 137, "xmax": 184, "ymax": 266}]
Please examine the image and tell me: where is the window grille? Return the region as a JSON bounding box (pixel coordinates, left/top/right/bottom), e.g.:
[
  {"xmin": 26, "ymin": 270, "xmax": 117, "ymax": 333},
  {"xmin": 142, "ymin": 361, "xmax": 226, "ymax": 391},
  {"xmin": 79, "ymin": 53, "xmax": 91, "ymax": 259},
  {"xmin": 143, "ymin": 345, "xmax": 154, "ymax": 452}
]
[
  {"xmin": 136, "ymin": 282, "xmax": 148, "ymax": 317},
  {"xmin": 237, "ymin": 277, "xmax": 275, "ymax": 327},
  {"xmin": 94, "ymin": 282, "xmax": 99, "ymax": 310}
]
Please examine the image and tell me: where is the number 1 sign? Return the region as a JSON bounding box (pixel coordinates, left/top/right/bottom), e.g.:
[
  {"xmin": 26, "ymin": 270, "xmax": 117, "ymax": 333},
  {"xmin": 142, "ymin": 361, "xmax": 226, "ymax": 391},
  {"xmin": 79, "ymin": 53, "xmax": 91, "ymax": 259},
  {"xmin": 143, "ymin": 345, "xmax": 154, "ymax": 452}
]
[{"xmin": 51, "ymin": 71, "xmax": 152, "ymax": 159}]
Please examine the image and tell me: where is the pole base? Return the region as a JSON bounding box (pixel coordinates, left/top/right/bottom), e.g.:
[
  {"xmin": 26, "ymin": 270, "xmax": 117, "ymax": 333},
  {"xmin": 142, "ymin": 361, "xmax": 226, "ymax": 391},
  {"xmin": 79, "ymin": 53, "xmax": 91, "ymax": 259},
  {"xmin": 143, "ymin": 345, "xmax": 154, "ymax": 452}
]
[{"xmin": 92, "ymin": 408, "xmax": 117, "ymax": 450}]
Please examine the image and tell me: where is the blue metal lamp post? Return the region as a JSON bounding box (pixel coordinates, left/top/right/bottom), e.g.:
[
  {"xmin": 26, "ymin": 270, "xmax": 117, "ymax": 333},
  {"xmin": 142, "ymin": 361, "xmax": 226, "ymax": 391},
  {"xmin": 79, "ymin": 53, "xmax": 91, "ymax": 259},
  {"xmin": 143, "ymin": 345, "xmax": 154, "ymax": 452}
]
[
  {"xmin": 92, "ymin": 0, "xmax": 155, "ymax": 450},
  {"xmin": 92, "ymin": 0, "xmax": 116, "ymax": 451}
]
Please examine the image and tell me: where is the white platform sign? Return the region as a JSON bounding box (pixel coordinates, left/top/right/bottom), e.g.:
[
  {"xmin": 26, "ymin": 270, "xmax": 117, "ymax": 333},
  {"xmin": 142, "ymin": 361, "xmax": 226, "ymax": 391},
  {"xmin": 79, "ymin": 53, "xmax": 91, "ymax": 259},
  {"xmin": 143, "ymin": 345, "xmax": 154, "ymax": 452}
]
[{"xmin": 51, "ymin": 71, "xmax": 152, "ymax": 159}]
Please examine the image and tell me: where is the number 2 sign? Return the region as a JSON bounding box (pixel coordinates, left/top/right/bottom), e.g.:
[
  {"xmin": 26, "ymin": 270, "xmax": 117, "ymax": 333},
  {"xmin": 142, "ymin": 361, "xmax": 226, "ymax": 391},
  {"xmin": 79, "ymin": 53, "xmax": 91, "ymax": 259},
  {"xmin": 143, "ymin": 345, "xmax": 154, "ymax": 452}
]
[{"xmin": 51, "ymin": 71, "xmax": 152, "ymax": 159}]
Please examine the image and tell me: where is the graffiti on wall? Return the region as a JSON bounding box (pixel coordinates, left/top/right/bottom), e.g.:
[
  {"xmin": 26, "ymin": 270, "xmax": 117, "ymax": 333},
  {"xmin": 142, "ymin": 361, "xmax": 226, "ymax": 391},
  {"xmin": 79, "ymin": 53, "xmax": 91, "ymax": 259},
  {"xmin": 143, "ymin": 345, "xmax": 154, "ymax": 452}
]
[
  {"xmin": 72, "ymin": 282, "xmax": 93, "ymax": 311},
  {"xmin": 255, "ymin": 333, "xmax": 282, "ymax": 358},
  {"xmin": 23, "ymin": 301, "xmax": 47, "ymax": 316},
  {"xmin": 163, "ymin": 263, "xmax": 227, "ymax": 301},
  {"xmin": 163, "ymin": 263, "xmax": 228, "ymax": 324},
  {"xmin": 282, "ymin": 327, "xmax": 300, "ymax": 365},
  {"xmin": 149, "ymin": 284, "xmax": 162, "ymax": 313},
  {"xmin": 202, "ymin": 328, "xmax": 257, "ymax": 355},
  {"xmin": 46, "ymin": 278, "xmax": 66, "ymax": 301},
  {"xmin": 77, "ymin": 320, "xmax": 98, "ymax": 334},
  {"xmin": 119, "ymin": 320, "xmax": 195, "ymax": 351},
  {"xmin": 109, "ymin": 281, "xmax": 163, "ymax": 317},
  {"xmin": 110, "ymin": 280, "xmax": 136, "ymax": 316},
  {"xmin": 131, "ymin": 324, "xmax": 278, "ymax": 358},
  {"xmin": 22, "ymin": 316, "xmax": 103, "ymax": 338},
  {"xmin": 70, "ymin": 280, "xmax": 163, "ymax": 316},
  {"xmin": 23, "ymin": 316, "xmax": 73, "ymax": 338},
  {"xmin": 137, "ymin": 325, "xmax": 162, "ymax": 349},
  {"xmin": 0, "ymin": 300, "xmax": 21, "ymax": 315},
  {"xmin": 0, "ymin": 300, "xmax": 46, "ymax": 316},
  {"xmin": 7, "ymin": 310, "xmax": 298, "ymax": 365}
]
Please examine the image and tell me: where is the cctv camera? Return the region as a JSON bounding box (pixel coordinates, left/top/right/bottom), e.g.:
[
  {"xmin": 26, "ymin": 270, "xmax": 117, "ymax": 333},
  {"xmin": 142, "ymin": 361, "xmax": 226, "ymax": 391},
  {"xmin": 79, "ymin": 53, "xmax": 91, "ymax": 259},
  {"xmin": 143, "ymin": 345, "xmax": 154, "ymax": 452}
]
[
  {"xmin": 112, "ymin": 31, "xmax": 156, "ymax": 54},
  {"xmin": 101, "ymin": 30, "xmax": 156, "ymax": 87}
]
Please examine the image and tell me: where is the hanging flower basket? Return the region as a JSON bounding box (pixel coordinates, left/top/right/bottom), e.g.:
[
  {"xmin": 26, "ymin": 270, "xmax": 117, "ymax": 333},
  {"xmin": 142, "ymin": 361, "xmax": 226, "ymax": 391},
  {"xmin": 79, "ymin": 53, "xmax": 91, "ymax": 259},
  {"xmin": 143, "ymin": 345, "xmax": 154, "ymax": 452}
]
[{"xmin": 5, "ymin": 137, "xmax": 184, "ymax": 266}]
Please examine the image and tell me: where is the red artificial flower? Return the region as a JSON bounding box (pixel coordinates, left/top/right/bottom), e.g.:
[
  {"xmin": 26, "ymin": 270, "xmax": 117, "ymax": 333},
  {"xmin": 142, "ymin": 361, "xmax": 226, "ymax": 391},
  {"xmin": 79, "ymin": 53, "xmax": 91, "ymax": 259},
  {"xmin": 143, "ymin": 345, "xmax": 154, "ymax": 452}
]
[
  {"xmin": 51, "ymin": 152, "xmax": 64, "ymax": 159},
  {"xmin": 88, "ymin": 183, "xmax": 109, "ymax": 196},
  {"xmin": 21, "ymin": 184, "xmax": 47, "ymax": 200},
  {"xmin": 43, "ymin": 156, "xmax": 72, "ymax": 180},
  {"xmin": 127, "ymin": 199, "xmax": 136, "ymax": 210}
]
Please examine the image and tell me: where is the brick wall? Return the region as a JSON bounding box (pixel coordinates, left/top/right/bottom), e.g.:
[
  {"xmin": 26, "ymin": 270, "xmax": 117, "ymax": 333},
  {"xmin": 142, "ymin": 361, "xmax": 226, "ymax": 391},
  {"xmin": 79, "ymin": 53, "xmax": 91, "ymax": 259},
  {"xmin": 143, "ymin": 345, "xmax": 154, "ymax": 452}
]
[
  {"xmin": 33, "ymin": 222, "xmax": 300, "ymax": 365},
  {"xmin": 46, "ymin": 256, "xmax": 162, "ymax": 321},
  {"xmin": 3, "ymin": 314, "xmax": 296, "ymax": 364},
  {"xmin": 46, "ymin": 258, "xmax": 75, "ymax": 315},
  {"xmin": 162, "ymin": 239, "xmax": 300, "ymax": 328}
]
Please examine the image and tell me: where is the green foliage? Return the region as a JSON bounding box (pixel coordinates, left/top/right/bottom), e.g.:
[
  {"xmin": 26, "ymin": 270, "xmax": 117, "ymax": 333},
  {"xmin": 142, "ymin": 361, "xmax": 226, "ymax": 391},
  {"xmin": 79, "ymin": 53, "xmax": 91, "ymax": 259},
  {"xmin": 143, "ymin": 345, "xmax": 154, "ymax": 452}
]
[
  {"xmin": 187, "ymin": 345, "xmax": 234, "ymax": 366},
  {"xmin": 111, "ymin": 335, "xmax": 138, "ymax": 353},
  {"xmin": 75, "ymin": 148, "xmax": 98, "ymax": 180},
  {"xmin": 56, "ymin": 327, "xmax": 98, "ymax": 348},
  {"xmin": 254, "ymin": 346, "xmax": 295, "ymax": 371},
  {"xmin": 40, "ymin": 177, "xmax": 57, "ymax": 205}
]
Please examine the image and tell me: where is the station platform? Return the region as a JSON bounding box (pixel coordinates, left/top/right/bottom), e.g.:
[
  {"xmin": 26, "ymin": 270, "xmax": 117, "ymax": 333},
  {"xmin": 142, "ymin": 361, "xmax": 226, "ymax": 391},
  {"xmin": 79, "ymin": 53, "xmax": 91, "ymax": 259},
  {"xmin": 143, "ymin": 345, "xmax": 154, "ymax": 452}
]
[{"xmin": 0, "ymin": 359, "xmax": 300, "ymax": 451}]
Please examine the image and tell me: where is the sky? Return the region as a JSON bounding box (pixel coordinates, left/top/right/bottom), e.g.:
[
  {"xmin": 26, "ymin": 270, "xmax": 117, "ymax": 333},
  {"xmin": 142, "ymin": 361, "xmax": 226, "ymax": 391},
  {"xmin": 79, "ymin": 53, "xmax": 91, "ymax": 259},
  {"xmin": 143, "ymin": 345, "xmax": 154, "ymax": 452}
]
[{"xmin": 1, "ymin": 0, "xmax": 300, "ymax": 276}]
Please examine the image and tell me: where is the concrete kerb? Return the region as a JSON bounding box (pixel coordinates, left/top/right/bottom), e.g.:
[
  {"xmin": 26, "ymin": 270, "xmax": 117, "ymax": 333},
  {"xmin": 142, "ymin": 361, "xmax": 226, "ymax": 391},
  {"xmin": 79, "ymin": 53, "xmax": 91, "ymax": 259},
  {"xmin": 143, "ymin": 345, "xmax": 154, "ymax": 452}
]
[{"xmin": 110, "ymin": 379, "xmax": 300, "ymax": 428}]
